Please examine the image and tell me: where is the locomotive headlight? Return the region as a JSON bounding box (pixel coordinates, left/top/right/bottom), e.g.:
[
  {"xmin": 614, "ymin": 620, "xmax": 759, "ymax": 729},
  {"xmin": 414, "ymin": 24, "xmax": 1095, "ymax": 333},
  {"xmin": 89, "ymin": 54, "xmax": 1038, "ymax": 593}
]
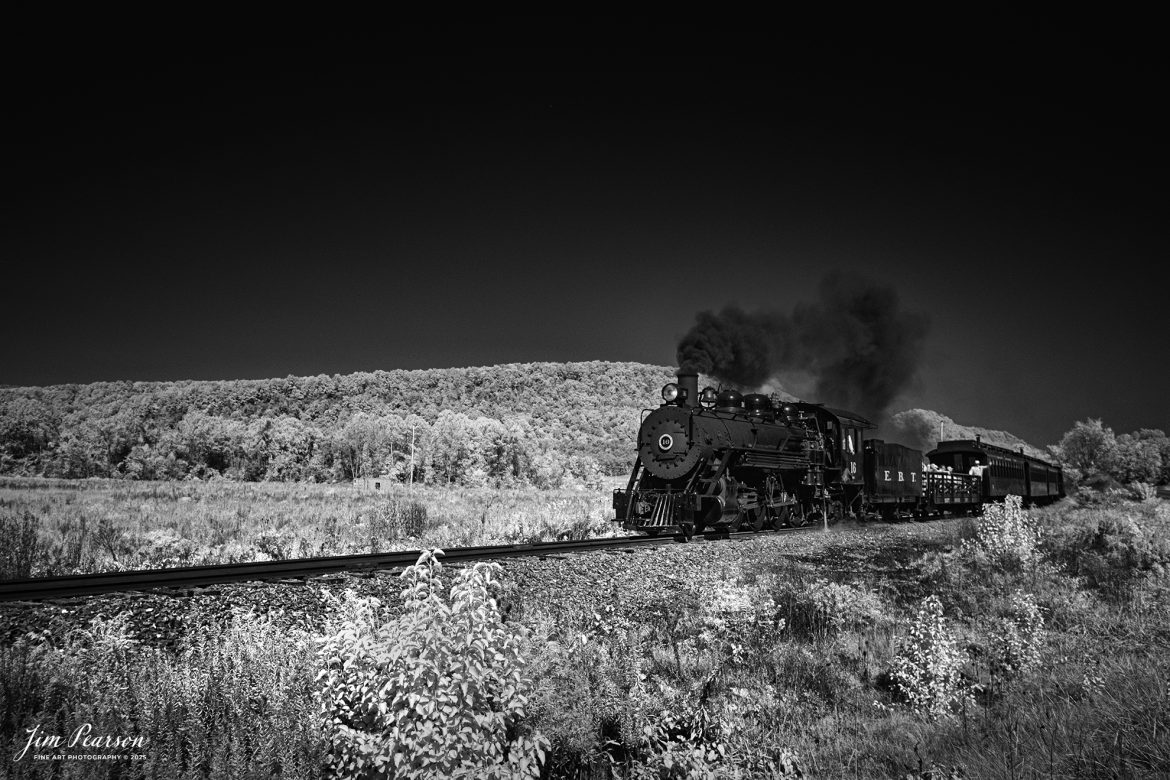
[
  {"xmin": 699, "ymin": 386, "xmax": 718, "ymax": 409},
  {"xmin": 661, "ymin": 383, "xmax": 679, "ymax": 403}
]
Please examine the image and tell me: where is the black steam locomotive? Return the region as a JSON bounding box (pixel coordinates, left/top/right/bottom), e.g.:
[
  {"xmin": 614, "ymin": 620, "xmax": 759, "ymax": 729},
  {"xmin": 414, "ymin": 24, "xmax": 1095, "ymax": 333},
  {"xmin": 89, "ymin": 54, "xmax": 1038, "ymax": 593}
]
[{"xmin": 613, "ymin": 372, "xmax": 1063, "ymax": 537}]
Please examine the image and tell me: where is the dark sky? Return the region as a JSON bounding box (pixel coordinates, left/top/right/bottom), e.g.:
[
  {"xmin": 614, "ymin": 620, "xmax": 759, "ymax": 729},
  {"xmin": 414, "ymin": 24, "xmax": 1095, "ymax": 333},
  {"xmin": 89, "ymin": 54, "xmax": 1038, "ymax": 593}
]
[{"xmin": 3, "ymin": 31, "xmax": 1166, "ymax": 447}]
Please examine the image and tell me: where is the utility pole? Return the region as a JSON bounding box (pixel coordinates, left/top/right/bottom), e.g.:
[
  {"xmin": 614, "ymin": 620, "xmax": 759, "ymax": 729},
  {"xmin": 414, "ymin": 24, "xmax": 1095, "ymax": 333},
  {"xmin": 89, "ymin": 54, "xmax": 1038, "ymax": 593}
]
[{"xmin": 408, "ymin": 423, "xmax": 416, "ymax": 491}]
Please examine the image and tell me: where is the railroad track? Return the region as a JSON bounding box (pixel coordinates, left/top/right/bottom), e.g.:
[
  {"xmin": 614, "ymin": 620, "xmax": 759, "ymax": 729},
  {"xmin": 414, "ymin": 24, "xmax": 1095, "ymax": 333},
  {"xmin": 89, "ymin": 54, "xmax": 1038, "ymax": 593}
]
[{"xmin": 0, "ymin": 527, "xmax": 818, "ymax": 602}]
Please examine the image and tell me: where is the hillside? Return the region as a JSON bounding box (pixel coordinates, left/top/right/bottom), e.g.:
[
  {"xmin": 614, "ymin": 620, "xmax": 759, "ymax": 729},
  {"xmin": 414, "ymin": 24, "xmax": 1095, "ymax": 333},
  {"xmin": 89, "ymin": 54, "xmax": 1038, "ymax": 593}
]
[
  {"xmin": 886, "ymin": 408, "xmax": 1050, "ymax": 460},
  {"xmin": 0, "ymin": 362, "xmax": 1051, "ymax": 484},
  {"xmin": 0, "ymin": 362, "xmax": 674, "ymax": 484}
]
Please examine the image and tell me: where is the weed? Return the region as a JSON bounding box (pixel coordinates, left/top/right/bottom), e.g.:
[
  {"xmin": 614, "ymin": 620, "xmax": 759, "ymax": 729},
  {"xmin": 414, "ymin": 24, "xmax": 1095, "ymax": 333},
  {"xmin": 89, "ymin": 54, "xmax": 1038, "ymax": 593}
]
[{"xmin": 0, "ymin": 508, "xmax": 39, "ymax": 578}]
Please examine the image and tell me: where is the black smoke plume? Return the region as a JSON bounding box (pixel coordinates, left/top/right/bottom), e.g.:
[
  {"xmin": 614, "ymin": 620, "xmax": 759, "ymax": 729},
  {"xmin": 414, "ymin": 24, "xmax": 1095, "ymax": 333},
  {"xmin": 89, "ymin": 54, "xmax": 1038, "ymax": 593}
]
[{"xmin": 676, "ymin": 271, "xmax": 929, "ymax": 424}]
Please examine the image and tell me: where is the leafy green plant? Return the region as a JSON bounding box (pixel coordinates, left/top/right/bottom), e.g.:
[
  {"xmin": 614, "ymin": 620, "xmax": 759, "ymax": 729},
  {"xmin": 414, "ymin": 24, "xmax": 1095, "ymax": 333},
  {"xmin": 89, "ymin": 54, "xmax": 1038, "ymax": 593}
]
[
  {"xmin": 962, "ymin": 494, "xmax": 1038, "ymax": 570},
  {"xmin": 316, "ymin": 550, "xmax": 548, "ymax": 779},
  {"xmin": 890, "ymin": 595, "xmax": 972, "ymax": 716},
  {"xmin": 987, "ymin": 589, "xmax": 1045, "ymax": 684},
  {"xmin": 619, "ymin": 706, "xmax": 732, "ymax": 780}
]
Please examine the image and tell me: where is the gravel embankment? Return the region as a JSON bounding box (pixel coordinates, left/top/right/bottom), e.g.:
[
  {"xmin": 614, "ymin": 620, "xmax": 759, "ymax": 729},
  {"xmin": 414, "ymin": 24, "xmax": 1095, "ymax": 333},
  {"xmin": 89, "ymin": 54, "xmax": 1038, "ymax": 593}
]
[{"xmin": 0, "ymin": 519, "xmax": 965, "ymax": 648}]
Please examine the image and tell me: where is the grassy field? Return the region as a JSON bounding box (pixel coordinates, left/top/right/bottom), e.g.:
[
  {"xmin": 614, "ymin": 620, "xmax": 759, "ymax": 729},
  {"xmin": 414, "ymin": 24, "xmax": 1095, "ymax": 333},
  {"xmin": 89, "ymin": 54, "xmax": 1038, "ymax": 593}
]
[
  {"xmin": 0, "ymin": 477, "xmax": 624, "ymax": 579},
  {"xmin": 2, "ymin": 486, "xmax": 1168, "ymax": 778}
]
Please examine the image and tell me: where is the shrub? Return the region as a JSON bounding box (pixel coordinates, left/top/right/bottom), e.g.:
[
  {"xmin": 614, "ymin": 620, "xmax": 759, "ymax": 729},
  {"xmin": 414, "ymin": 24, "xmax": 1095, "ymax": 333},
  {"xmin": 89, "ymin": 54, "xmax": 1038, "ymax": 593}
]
[
  {"xmin": 622, "ymin": 707, "xmax": 731, "ymax": 780},
  {"xmin": 963, "ymin": 495, "xmax": 1038, "ymax": 570},
  {"xmin": 890, "ymin": 595, "xmax": 971, "ymax": 716},
  {"xmin": 316, "ymin": 550, "xmax": 548, "ymax": 779},
  {"xmin": 1127, "ymin": 481, "xmax": 1159, "ymax": 502},
  {"xmin": 987, "ymin": 590, "xmax": 1045, "ymax": 684},
  {"xmin": 1040, "ymin": 502, "xmax": 1170, "ymax": 600},
  {"xmin": 774, "ymin": 577, "xmax": 885, "ymax": 641},
  {"xmin": 616, "ymin": 701, "xmax": 803, "ymax": 780},
  {"xmin": 699, "ymin": 581, "xmax": 780, "ymax": 648},
  {"xmin": 522, "ymin": 580, "xmax": 803, "ymax": 778}
]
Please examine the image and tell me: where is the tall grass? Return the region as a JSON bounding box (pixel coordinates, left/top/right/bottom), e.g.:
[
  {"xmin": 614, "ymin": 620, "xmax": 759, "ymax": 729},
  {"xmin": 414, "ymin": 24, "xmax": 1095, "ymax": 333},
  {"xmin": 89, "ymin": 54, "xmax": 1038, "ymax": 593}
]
[
  {"xmin": 1, "ymin": 609, "xmax": 322, "ymax": 779},
  {"xmin": 0, "ymin": 477, "xmax": 620, "ymax": 578}
]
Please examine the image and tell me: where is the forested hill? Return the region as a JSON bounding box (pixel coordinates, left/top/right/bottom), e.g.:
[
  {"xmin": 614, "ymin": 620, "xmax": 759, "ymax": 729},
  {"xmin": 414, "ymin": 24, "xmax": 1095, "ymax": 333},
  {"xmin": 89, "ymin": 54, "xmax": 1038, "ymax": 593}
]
[
  {"xmin": 887, "ymin": 409, "xmax": 1050, "ymax": 461},
  {"xmin": 0, "ymin": 361, "xmax": 1052, "ymax": 486},
  {"xmin": 0, "ymin": 362, "xmax": 674, "ymax": 485}
]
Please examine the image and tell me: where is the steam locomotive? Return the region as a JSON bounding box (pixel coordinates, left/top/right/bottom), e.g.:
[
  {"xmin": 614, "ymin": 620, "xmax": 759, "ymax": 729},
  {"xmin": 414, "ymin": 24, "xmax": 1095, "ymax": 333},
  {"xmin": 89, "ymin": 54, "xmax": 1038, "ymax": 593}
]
[{"xmin": 613, "ymin": 372, "xmax": 1064, "ymax": 538}]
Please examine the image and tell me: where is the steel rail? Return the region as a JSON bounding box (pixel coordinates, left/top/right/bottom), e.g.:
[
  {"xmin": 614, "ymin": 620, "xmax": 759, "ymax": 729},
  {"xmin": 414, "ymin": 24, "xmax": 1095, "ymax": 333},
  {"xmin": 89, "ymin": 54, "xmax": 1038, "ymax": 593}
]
[{"xmin": 0, "ymin": 535, "xmax": 676, "ymax": 602}]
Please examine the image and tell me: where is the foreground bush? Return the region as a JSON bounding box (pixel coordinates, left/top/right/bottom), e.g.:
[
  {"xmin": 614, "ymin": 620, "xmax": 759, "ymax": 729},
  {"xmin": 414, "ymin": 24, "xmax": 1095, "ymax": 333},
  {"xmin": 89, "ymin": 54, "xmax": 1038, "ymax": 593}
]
[
  {"xmin": 890, "ymin": 595, "xmax": 971, "ymax": 716},
  {"xmin": 987, "ymin": 589, "xmax": 1045, "ymax": 684},
  {"xmin": 316, "ymin": 551, "xmax": 547, "ymax": 779},
  {"xmin": 963, "ymin": 494, "xmax": 1038, "ymax": 570}
]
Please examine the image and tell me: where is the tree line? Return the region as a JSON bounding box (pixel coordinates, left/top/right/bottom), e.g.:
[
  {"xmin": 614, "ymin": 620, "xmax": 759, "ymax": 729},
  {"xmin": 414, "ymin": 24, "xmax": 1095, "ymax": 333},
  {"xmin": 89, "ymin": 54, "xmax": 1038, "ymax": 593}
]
[
  {"xmin": 0, "ymin": 362, "xmax": 667, "ymax": 487},
  {"xmin": 1050, "ymin": 418, "xmax": 1170, "ymax": 487},
  {"xmin": 3, "ymin": 361, "xmax": 1166, "ymax": 489}
]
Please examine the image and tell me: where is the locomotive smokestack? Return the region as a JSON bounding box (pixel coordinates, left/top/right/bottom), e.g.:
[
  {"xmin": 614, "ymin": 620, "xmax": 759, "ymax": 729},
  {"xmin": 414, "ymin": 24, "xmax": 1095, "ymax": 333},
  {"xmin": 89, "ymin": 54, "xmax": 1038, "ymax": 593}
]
[{"xmin": 677, "ymin": 372, "xmax": 699, "ymax": 408}]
